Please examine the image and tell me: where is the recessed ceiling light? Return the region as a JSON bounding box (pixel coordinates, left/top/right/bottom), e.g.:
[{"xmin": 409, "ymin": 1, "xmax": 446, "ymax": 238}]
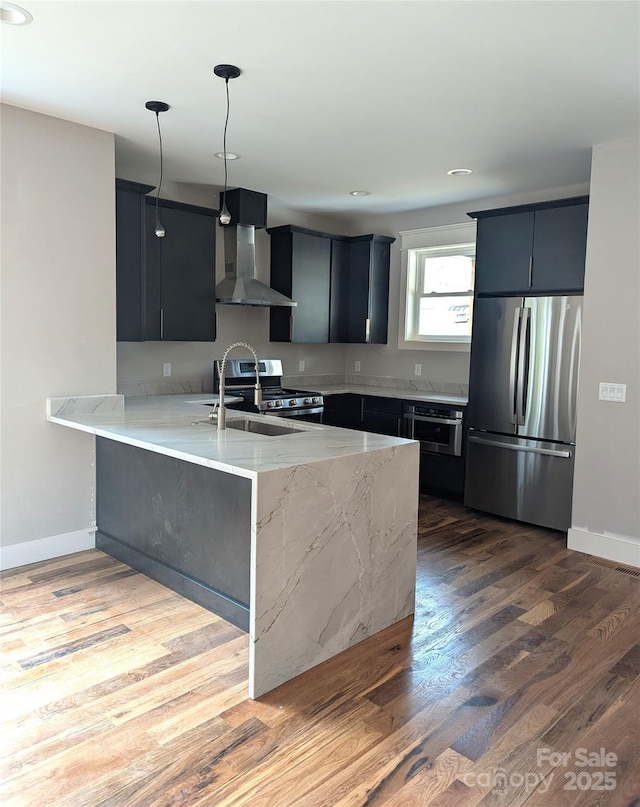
[
  {"xmin": 447, "ymin": 168, "xmax": 473, "ymax": 177},
  {"xmin": 214, "ymin": 151, "xmax": 241, "ymax": 161},
  {"xmin": 349, "ymin": 190, "xmax": 371, "ymax": 197},
  {"xmin": 0, "ymin": 1, "xmax": 33, "ymax": 24}
]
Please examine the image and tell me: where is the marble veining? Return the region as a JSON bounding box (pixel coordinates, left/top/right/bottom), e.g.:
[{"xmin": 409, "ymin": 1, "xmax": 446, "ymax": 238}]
[
  {"xmin": 250, "ymin": 443, "xmax": 418, "ymax": 697},
  {"xmin": 47, "ymin": 392, "xmax": 419, "ymax": 699},
  {"xmin": 47, "ymin": 395, "xmax": 124, "ymax": 417},
  {"xmin": 118, "ymin": 379, "xmax": 204, "ymax": 397}
]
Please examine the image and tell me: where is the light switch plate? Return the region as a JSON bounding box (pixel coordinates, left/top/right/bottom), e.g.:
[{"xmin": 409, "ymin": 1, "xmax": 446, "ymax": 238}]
[
  {"xmin": 414, "ymin": 364, "xmax": 422, "ymax": 376},
  {"xmin": 163, "ymin": 363, "xmax": 171, "ymax": 377},
  {"xmin": 599, "ymin": 382, "xmax": 626, "ymax": 402},
  {"xmin": 298, "ymin": 360, "xmax": 305, "ymax": 372},
  {"xmin": 355, "ymin": 360, "xmax": 361, "ymax": 372}
]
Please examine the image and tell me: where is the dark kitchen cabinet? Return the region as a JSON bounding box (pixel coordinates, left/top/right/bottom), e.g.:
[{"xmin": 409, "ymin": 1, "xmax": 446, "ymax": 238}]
[
  {"xmin": 323, "ymin": 393, "xmax": 403, "ymax": 436},
  {"xmin": 269, "ymin": 225, "xmax": 394, "ymax": 344},
  {"xmin": 470, "ymin": 196, "xmax": 588, "ymax": 295},
  {"xmin": 268, "ymin": 226, "xmax": 332, "ymax": 343},
  {"xmin": 322, "ymin": 394, "xmax": 363, "ymax": 429},
  {"xmin": 330, "ymin": 235, "xmax": 395, "ymax": 344},
  {"xmin": 144, "ymin": 198, "xmax": 217, "ymax": 341},
  {"xmin": 115, "ymin": 179, "xmax": 155, "ymax": 342},
  {"xmin": 115, "ymin": 178, "xmax": 217, "ymax": 342},
  {"xmin": 362, "ymin": 395, "xmax": 403, "ymax": 436}
]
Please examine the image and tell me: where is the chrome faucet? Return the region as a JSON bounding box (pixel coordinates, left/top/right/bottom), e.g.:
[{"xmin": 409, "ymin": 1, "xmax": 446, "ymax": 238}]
[{"xmin": 216, "ymin": 342, "xmax": 262, "ymax": 430}]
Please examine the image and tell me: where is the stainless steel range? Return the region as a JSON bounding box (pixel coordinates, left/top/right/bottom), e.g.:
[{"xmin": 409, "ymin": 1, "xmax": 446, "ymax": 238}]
[{"xmin": 213, "ymin": 359, "xmax": 324, "ymax": 421}]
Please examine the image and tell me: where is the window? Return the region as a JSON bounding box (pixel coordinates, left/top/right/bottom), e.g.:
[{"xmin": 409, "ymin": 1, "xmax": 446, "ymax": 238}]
[
  {"xmin": 406, "ymin": 244, "xmax": 475, "ymax": 343},
  {"xmin": 398, "ymin": 222, "xmax": 476, "ymax": 351}
]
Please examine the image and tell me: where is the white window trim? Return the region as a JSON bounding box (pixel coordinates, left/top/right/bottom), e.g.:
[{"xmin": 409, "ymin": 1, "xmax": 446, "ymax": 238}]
[{"xmin": 398, "ymin": 222, "xmax": 477, "ymax": 352}]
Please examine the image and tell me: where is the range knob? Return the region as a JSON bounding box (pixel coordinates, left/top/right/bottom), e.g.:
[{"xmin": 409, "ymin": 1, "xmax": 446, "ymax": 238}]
[
  {"xmin": 313, "ymin": 396, "xmax": 321, "ymax": 404},
  {"xmin": 267, "ymin": 400, "xmax": 276, "ymax": 408},
  {"xmin": 304, "ymin": 397, "xmax": 313, "ymax": 405},
  {"xmin": 276, "ymin": 400, "xmax": 283, "ymax": 407},
  {"xmin": 289, "ymin": 399, "xmax": 298, "ymax": 407}
]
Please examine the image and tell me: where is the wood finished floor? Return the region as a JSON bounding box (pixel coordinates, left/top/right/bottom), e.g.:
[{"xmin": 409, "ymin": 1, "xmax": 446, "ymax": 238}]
[{"xmin": 1, "ymin": 496, "xmax": 639, "ymax": 806}]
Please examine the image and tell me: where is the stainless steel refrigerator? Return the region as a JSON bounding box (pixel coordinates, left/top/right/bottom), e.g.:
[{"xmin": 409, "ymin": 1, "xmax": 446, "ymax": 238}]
[{"xmin": 464, "ymin": 295, "xmax": 582, "ymax": 531}]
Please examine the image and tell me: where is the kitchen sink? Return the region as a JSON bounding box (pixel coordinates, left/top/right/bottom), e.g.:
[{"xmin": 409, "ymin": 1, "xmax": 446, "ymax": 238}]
[{"xmin": 227, "ymin": 419, "xmax": 303, "ymax": 437}]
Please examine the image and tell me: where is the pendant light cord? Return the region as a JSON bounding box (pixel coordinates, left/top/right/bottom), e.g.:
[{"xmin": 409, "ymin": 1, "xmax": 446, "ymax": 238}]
[
  {"xmin": 154, "ymin": 111, "xmax": 164, "ymax": 232},
  {"xmin": 221, "ymin": 77, "xmax": 230, "ymax": 214}
]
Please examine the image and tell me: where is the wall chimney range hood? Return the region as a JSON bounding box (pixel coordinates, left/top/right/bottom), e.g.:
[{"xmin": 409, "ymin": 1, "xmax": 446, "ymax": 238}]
[{"xmin": 215, "ymin": 188, "xmax": 297, "ymax": 307}]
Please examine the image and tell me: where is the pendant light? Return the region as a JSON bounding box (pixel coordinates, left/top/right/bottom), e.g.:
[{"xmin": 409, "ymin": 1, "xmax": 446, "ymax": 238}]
[
  {"xmin": 213, "ymin": 64, "xmax": 241, "ymax": 225},
  {"xmin": 145, "ymin": 100, "xmax": 169, "ymax": 237}
]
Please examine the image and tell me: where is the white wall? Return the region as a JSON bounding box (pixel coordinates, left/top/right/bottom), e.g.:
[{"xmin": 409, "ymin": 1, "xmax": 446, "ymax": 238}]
[
  {"xmin": 115, "ymin": 176, "xmax": 349, "ymax": 391},
  {"xmin": 569, "ymin": 138, "xmax": 640, "ymax": 566},
  {"xmin": 0, "ymin": 105, "xmax": 116, "ymax": 568}
]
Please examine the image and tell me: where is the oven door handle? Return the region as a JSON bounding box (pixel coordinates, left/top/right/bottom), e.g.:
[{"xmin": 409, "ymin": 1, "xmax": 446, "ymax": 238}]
[
  {"xmin": 265, "ymin": 407, "xmax": 324, "ymax": 417},
  {"xmin": 403, "ymin": 414, "xmax": 463, "ymax": 426}
]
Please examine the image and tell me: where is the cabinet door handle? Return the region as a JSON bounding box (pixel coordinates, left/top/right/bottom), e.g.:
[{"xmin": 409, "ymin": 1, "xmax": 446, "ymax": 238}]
[
  {"xmin": 365, "ymin": 318, "xmax": 371, "ymax": 343},
  {"xmin": 528, "ymin": 255, "xmax": 533, "ymax": 287},
  {"xmin": 160, "ymin": 308, "xmax": 164, "ymax": 340},
  {"xmin": 289, "ymin": 315, "xmax": 294, "ymax": 342}
]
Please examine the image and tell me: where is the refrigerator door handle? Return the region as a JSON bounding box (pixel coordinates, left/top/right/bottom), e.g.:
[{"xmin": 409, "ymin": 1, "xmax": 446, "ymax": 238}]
[
  {"xmin": 515, "ymin": 307, "xmax": 530, "ymax": 425},
  {"xmin": 509, "ymin": 307, "xmax": 521, "ymax": 425},
  {"xmin": 468, "ymin": 435, "xmax": 572, "ymax": 459}
]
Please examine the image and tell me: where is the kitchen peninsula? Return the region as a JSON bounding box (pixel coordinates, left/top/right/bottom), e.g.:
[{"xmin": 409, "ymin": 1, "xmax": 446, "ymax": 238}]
[{"xmin": 47, "ymin": 394, "xmax": 419, "ymax": 698}]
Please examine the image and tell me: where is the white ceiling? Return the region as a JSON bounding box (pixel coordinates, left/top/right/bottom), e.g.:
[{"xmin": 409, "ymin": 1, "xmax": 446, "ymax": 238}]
[{"xmin": 2, "ymin": 1, "xmax": 639, "ymax": 218}]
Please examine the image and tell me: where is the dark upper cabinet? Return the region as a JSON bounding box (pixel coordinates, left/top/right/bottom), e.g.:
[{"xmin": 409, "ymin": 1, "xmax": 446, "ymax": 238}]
[
  {"xmin": 269, "ymin": 226, "xmax": 332, "ymax": 343},
  {"xmin": 470, "ymin": 196, "xmax": 588, "ymax": 295},
  {"xmin": 269, "ymin": 225, "xmax": 394, "ymax": 344},
  {"xmin": 144, "ymin": 199, "xmax": 217, "ymax": 342},
  {"xmin": 330, "ymin": 235, "xmax": 395, "ymax": 344},
  {"xmin": 530, "ymin": 203, "xmax": 589, "ymax": 292},
  {"xmin": 116, "ymin": 179, "xmax": 155, "ymax": 341},
  {"xmin": 115, "ymin": 178, "xmax": 217, "ymax": 342}
]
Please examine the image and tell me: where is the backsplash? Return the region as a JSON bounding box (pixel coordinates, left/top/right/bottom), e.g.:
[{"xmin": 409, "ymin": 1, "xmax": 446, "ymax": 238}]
[{"xmin": 283, "ymin": 373, "xmax": 469, "ymax": 396}]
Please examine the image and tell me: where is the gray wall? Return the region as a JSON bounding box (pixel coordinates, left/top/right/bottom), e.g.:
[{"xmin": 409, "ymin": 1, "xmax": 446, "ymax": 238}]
[
  {"xmin": 0, "ymin": 105, "xmax": 116, "ymax": 566},
  {"xmin": 569, "ymin": 138, "xmax": 640, "ymax": 563}
]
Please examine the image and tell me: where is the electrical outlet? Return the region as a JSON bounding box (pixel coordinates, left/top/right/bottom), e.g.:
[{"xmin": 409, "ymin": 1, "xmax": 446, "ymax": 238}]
[
  {"xmin": 599, "ymin": 382, "xmax": 626, "ymax": 402},
  {"xmin": 355, "ymin": 360, "xmax": 361, "ymax": 372},
  {"xmin": 414, "ymin": 363, "xmax": 422, "ymax": 376},
  {"xmin": 298, "ymin": 360, "xmax": 305, "ymax": 372},
  {"xmin": 163, "ymin": 363, "xmax": 171, "ymax": 377}
]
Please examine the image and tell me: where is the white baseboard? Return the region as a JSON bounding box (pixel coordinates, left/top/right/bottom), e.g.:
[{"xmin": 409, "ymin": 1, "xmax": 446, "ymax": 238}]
[
  {"xmin": 568, "ymin": 526, "xmax": 640, "ymax": 568},
  {"xmin": 0, "ymin": 528, "xmax": 97, "ymax": 571}
]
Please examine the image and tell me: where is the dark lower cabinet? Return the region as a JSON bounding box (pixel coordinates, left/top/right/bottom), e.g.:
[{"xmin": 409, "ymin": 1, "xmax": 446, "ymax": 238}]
[
  {"xmin": 419, "ymin": 452, "xmax": 465, "ymax": 501},
  {"xmin": 322, "ymin": 393, "xmax": 363, "ymax": 429},
  {"xmin": 116, "ymin": 178, "xmax": 217, "ymax": 342},
  {"xmin": 362, "ymin": 395, "xmax": 403, "ymax": 436},
  {"xmin": 323, "ymin": 394, "xmax": 402, "ymax": 436}
]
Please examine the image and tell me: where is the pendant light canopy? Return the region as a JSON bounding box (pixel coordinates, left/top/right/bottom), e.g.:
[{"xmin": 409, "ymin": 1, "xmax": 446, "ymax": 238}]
[
  {"xmin": 145, "ymin": 100, "xmax": 169, "ymax": 237},
  {"xmin": 213, "ymin": 64, "xmax": 241, "ymax": 226}
]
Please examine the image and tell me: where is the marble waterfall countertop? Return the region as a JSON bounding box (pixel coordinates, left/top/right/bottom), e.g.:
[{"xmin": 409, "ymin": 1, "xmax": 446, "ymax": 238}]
[
  {"xmin": 47, "ymin": 393, "xmax": 415, "ymax": 479},
  {"xmin": 47, "ymin": 393, "xmax": 419, "ymax": 698}
]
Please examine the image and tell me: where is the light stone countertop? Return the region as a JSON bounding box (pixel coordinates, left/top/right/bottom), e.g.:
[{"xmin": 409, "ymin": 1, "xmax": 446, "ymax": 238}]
[
  {"xmin": 47, "ymin": 393, "xmax": 415, "ymax": 480},
  {"xmin": 47, "ymin": 391, "xmax": 419, "ymax": 698},
  {"xmin": 289, "ymin": 383, "xmax": 468, "ymax": 407}
]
